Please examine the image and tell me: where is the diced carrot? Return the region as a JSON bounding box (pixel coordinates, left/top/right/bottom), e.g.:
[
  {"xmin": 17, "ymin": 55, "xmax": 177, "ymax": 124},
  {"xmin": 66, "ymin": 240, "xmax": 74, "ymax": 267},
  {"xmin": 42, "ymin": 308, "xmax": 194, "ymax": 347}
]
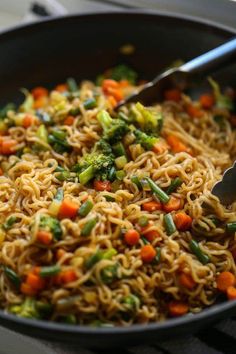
[
  {"xmin": 124, "ymin": 229, "xmax": 140, "ymax": 246},
  {"xmin": 174, "ymin": 212, "xmax": 192, "ymax": 231},
  {"xmin": 58, "ymin": 199, "xmax": 79, "ymax": 219},
  {"xmin": 140, "ymin": 245, "xmax": 156, "ymax": 263},
  {"xmin": 166, "ymin": 135, "xmax": 190, "ymax": 154},
  {"xmin": 26, "ymin": 272, "xmax": 45, "ymax": 290},
  {"xmin": 200, "ymin": 94, "xmax": 215, "ymax": 109},
  {"xmin": 227, "ymin": 286, "xmax": 236, "ymax": 300},
  {"xmin": 164, "ymin": 89, "xmax": 182, "ymax": 102},
  {"xmin": 106, "ymin": 87, "xmax": 124, "ymax": 101},
  {"xmin": 56, "ymin": 248, "xmax": 66, "ymax": 261},
  {"xmin": 60, "ymin": 269, "xmax": 78, "ymax": 284},
  {"xmin": 64, "ymin": 115, "xmax": 75, "ymax": 126},
  {"xmin": 179, "ymin": 273, "xmax": 196, "ymax": 290},
  {"xmin": 0, "ymin": 168, "xmax": 3, "ymax": 176},
  {"xmin": 20, "ymin": 282, "xmax": 37, "ymax": 296},
  {"xmin": 119, "ymin": 79, "xmax": 130, "ymax": 88},
  {"xmin": 142, "ymin": 201, "xmax": 162, "ymax": 212},
  {"xmin": 1, "ymin": 139, "xmax": 17, "ymax": 155},
  {"xmin": 102, "ymin": 79, "xmax": 119, "ymax": 93},
  {"xmin": 22, "ymin": 114, "xmax": 35, "ymax": 128},
  {"xmin": 107, "ymin": 95, "xmax": 117, "ymax": 108},
  {"xmin": 152, "ymin": 140, "xmax": 169, "ymax": 154},
  {"xmin": 169, "ymin": 301, "xmax": 189, "ymax": 316},
  {"xmin": 143, "ymin": 229, "xmax": 160, "ymax": 242},
  {"xmin": 33, "ymin": 96, "xmax": 48, "ymax": 109},
  {"xmin": 32, "ymin": 266, "xmax": 41, "ymax": 275},
  {"xmin": 162, "ymin": 196, "xmax": 182, "ymax": 212},
  {"xmin": 186, "ymin": 104, "xmax": 203, "ymax": 118},
  {"xmin": 217, "ymin": 271, "xmax": 236, "ymax": 292},
  {"xmin": 31, "ymin": 87, "xmax": 48, "ymax": 100},
  {"xmin": 55, "ymin": 84, "xmax": 68, "ymax": 92},
  {"xmin": 93, "ymin": 180, "xmax": 111, "ymax": 192},
  {"xmin": 36, "ymin": 230, "xmax": 53, "ymax": 245}
]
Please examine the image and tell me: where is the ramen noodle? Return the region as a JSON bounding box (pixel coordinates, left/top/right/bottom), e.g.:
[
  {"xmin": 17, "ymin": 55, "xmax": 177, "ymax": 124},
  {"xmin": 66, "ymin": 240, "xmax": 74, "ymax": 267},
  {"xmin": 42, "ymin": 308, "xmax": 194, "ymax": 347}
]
[{"xmin": 0, "ymin": 67, "xmax": 236, "ymax": 326}]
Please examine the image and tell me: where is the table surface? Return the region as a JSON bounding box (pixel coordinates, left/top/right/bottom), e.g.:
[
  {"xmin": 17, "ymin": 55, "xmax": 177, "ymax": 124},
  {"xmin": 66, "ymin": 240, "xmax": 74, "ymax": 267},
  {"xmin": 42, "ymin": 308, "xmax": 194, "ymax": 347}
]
[{"xmin": 0, "ymin": 1, "xmax": 236, "ymax": 353}]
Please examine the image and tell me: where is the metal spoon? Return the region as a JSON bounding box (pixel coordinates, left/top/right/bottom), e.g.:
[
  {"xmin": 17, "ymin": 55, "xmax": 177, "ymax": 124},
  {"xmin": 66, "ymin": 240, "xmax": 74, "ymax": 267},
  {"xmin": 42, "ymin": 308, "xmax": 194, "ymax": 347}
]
[
  {"xmin": 117, "ymin": 37, "xmax": 236, "ymax": 204},
  {"xmin": 117, "ymin": 37, "xmax": 236, "ymax": 107}
]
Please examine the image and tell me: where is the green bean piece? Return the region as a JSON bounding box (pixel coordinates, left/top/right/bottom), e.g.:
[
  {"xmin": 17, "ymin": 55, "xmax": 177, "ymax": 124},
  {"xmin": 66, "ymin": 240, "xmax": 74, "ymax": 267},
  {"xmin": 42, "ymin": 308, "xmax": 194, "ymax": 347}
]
[
  {"xmin": 146, "ymin": 177, "xmax": 170, "ymax": 204},
  {"xmin": 164, "ymin": 213, "xmax": 176, "ymax": 235},
  {"xmin": 85, "ymin": 250, "xmax": 103, "ymax": 269},
  {"xmin": 2, "ymin": 216, "xmax": 18, "ymax": 230},
  {"xmin": 189, "ymin": 240, "xmax": 210, "ymax": 265},
  {"xmin": 166, "ymin": 177, "xmax": 182, "ymax": 194},
  {"xmin": 36, "ymin": 301, "xmax": 53, "ymax": 317},
  {"xmin": 39, "ymin": 264, "xmax": 61, "ymax": 277},
  {"xmin": 36, "ymin": 111, "xmax": 53, "ymax": 125},
  {"xmin": 69, "ymin": 107, "xmax": 81, "ymax": 116},
  {"xmin": 226, "ymin": 222, "xmax": 236, "ymax": 233},
  {"xmin": 55, "ymin": 166, "xmax": 65, "ymax": 172},
  {"xmin": 102, "ymin": 248, "xmax": 117, "ymax": 260},
  {"xmin": 52, "ymin": 129, "xmax": 66, "ymax": 140},
  {"xmin": 141, "ymin": 236, "xmax": 149, "ymax": 245},
  {"xmin": 78, "ymin": 200, "xmax": 94, "ymax": 217},
  {"xmin": 154, "ymin": 247, "xmax": 161, "ymax": 264},
  {"xmin": 4, "ymin": 267, "xmax": 21, "ymax": 288},
  {"xmin": 83, "ymin": 98, "xmax": 96, "ymax": 110},
  {"xmin": 67, "ymin": 77, "xmax": 78, "ymax": 92},
  {"xmin": 79, "ymin": 165, "xmax": 94, "ymax": 185},
  {"xmin": 81, "ymin": 218, "xmax": 97, "ymax": 237},
  {"xmin": 54, "ymin": 188, "xmax": 64, "ymax": 201},
  {"xmin": 138, "ymin": 216, "xmax": 149, "ymax": 227},
  {"xmin": 131, "ymin": 175, "xmax": 142, "ymax": 189},
  {"xmin": 62, "ymin": 314, "xmax": 77, "ymax": 324}
]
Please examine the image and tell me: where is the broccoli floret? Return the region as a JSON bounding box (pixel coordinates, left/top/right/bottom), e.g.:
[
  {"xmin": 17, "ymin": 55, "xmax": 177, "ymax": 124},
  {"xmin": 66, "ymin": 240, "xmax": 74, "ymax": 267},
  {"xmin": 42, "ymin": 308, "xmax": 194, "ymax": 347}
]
[
  {"xmin": 94, "ymin": 138, "xmax": 113, "ymax": 155},
  {"xmin": 133, "ymin": 129, "xmax": 159, "ymax": 150},
  {"xmin": 97, "ymin": 110, "xmax": 129, "ymax": 144},
  {"xmin": 9, "ymin": 297, "xmax": 40, "ymax": 319},
  {"xmin": 39, "ymin": 215, "xmax": 62, "ymax": 240},
  {"xmin": 110, "ymin": 64, "xmax": 137, "ymax": 85},
  {"xmin": 131, "ymin": 102, "xmax": 163, "ymax": 135}
]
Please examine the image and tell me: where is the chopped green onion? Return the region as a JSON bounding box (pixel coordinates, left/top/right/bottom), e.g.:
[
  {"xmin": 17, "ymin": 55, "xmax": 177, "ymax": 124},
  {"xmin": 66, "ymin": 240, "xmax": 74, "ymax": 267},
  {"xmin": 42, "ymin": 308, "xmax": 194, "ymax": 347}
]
[
  {"xmin": 4, "ymin": 266, "xmax": 21, "ymax": 288},
  {"xmin": 138, "ymin": 216, "xmax": 149, "ymax": 227},
  {"xmin": 115, "ymin": 156, "xmax": 127, "ymax": 169},
  {"xmin": 69, "ymin": 107, "xmax": 80, "ymax": 116},
  {"xmin": 55, "ymin": 166, "xmax": 65, "ymax": 172},
  {"xmin": 140, "ymin": 179, "xmax": 151, "ymax": 191},
  {"xmin": 62, "ymin": 314, "xmax": 77, "ymax": 324},
  {"xmin": 78, "ymin": 200, "xmax": 94, "ymax": 217},
  {"xmin": 81, "ymin": 218, "xmax": 97, "ymax": 237},
  {"xmin": 117, "ymin": 112, "xmax": 131, "ymax": 122},
  {"xmin": 112, "ymin": 142, "xmax": 126, "ymax": 157},
  {"xmin": 83, "ymin": 98, "xmax": 96, "ymax": 110},
  {"xmin": 2, "ymin": 216, "xmax": 18, "ymax": 230},
  {"xmin": 122, "ymin": 294, "xmax": 140, "ymax": 312},
  {"xmin": 164, "ymin": 213, "xmax": 176, "ymax": 235},
  {"xmin": 36, "ymin": 124, "xmax": 48, "ymax": 143},
  {"xmin": 141, "ymin": 236, "xmax": 149, "ymax": 245},
  {"xmin": 146, "ymin": 177, "xmax": 170, "ymax": 204},
  {"xmin": 56, "ymin": 170, "xmax": 71, "ymax": 181},
  {"xmin": 166, "ymin": 177, "xmax": 182, "ymax": 194},
  {"xmin": 85, "ymin": 250, "xmax": 103, "ymax": 269},
  {"xmin": 226, "ymin": 222, "xmax": 236, "ymax": 233},
  {"xmin": 131, "ymin": 176, "xmax": 142, "ymax": 189},
  {"xmin": 52, "ymin": 129, "xmax": 66, "ymax": 140},
  {"xmin": 39, "ymin": 264, "xmax": 61, "ymax": 277},
  {"xmin": 116, "ymin": 170, "xmax": 126, "ymax": 180},
  {"xmin": 101, "ymin": 263, "xmax": 118, "ymax": 284},
  {"xmin": 189, "ymin": 240, "xmax": 210, "ymax": 264},
  {"xmin": 104, "ymin": 195, "xmax": 115, "ymax": 202},
  {"xmin": 67, "ymin": 77, "xmax": 78, "ymax": 92},
  {"xmin": 54, "ymin": 188, "xmax": 64, "ymax": 201}
]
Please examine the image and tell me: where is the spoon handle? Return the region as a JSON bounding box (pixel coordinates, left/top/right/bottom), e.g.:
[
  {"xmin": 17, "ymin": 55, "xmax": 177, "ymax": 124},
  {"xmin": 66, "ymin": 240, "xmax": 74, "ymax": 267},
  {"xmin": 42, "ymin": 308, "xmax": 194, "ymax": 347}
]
[{"xmin": 180, "ymin": 37, "xmax": 236, "ymax": 74}]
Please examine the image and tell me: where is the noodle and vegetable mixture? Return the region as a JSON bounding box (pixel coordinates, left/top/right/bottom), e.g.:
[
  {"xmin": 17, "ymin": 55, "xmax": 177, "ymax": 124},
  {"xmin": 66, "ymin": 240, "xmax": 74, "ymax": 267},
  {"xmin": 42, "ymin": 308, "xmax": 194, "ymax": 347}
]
[{"xmin": 0, "ymin": 65, "xmax": 236, "ymax": 326}]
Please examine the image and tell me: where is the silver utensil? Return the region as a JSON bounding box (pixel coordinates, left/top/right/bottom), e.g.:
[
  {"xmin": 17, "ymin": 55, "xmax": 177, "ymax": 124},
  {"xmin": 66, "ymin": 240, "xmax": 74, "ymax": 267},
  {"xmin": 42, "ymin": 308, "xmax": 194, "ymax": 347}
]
[
  {"xmin": 212, "ymin": 161, "xmax": 236, "ymax": 205},
  {"xmin": 117, "ymin": 37, "xmax": 236, "ymax": 107},
  {"xmin": 117, "ymin": 37, "xmax": 236, "ymax": 205}
]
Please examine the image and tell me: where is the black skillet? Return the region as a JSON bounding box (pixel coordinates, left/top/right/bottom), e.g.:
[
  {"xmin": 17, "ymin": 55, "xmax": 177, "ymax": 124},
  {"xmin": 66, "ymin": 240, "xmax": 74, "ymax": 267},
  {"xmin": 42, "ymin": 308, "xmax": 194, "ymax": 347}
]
[{"xmin": 0, "ymin": 10, "xmax": 236, "ymax": 348}]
